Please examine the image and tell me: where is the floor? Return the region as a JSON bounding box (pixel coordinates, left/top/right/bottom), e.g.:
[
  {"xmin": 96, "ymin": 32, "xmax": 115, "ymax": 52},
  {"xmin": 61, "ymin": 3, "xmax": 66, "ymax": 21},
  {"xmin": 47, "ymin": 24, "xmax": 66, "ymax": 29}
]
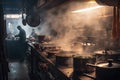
[{"xmin": 8, "ymin": 61, "xmax": 30, "ymax": 80}]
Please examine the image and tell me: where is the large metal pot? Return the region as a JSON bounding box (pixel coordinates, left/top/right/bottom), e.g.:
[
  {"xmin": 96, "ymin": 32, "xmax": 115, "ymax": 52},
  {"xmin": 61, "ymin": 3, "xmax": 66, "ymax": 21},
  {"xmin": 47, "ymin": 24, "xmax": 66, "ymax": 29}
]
[
  {"xmin": 85, "ymin": 59, "xmax": 120, "ymax": 80},
  {"xmin": 94, "ymin": 50, "xmax": 109, "ymax": 63},
  {"xmin": 55, "ymin": 51, "xmax": 74, "ymax": 68},
  {"xmin": 46, "ymin": 49, "xmax": 60, "ymax": 58},
  {"xmin": 73, "ymin": 54, "xmax": 96, "ymax": 75},
  {"xmin": 94, "ymin": 50, "xmax": 120, "ymax": 63},
  {"xmin": 26, "ymin": 14, "xmax": 41, "ymax": 27},
  {"xmin": 38, "ymin": 35, "xmax": 45, "ymax": 43}
]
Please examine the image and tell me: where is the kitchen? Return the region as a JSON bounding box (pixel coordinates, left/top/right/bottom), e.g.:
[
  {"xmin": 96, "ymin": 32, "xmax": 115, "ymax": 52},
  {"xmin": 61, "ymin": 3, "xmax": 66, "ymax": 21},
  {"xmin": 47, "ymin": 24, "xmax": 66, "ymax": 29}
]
[{"xmin": 0, "ymin": 0, "xmax": 120, "ymax": 80}]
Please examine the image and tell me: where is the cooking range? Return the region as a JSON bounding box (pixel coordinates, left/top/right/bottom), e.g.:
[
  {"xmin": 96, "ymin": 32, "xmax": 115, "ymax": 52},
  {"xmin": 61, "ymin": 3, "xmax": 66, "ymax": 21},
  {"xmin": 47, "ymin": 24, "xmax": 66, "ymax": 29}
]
[
  {"xmin": 31, "ymin": 39, "xmax": 120, "ymax": 80},
  {"xmin": 2, "ymin": 0, "xmax": 120, "ymax": 80}
]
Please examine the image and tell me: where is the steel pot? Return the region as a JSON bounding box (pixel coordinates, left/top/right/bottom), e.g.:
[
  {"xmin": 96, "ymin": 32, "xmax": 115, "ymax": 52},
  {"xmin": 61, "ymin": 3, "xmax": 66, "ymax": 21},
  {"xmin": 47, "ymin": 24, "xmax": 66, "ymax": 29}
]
[
  {"xmin": 38, "ymin": 35, "xmax": 45, "ymax": 42},
  {"xmin": 26, "ymin": 14, "xmax": 41, "ymax": 27},
  {"xmin": 73, "ymin": 54, "xmax": 96, "ymax": 75},
  {"xmin": 85, "ymin": 59, "xmax": 120, "ymax": 80},
  {"xmin": 55, "ymin": 51, "xmax": 74, "ymax": 68},
  {"xmin": 94, "ymin": 50, "xmax": 120, "ymax": 63},
  {"xmin": 46, "ymin": 49, "xmax": 60, "ymax": 58}
]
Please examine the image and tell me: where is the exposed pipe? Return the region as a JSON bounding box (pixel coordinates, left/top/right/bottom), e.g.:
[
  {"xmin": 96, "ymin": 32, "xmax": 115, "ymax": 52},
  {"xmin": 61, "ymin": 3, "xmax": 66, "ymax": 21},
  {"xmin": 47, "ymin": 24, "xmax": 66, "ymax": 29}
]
[
  {"xmin": 112, "ymin": 0, "xmax": 120, "ymax": 48},
  {"xmin": 116, "ymin": 1, "xmax": 120, "ymax": 38},
  {"xmin": 112, "ymin": 6, "xmax": 117, "ymax": 39}
]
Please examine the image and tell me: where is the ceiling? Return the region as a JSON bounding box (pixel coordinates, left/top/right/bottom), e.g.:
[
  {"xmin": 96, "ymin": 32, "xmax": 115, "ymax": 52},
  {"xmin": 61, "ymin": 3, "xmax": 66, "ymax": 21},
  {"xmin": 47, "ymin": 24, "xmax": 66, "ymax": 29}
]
[
  {"xmin": 2, "ymin": 0, "xmax": 99, "ymax": 14},
  {"xmin": 2, "ymin": 0, "xmax": 69, "ymax": 14},
  {"xmin": 3, "ymin": 0, "xmax": 38, "ymax": 14},
  {"xmin": 2, "ymin": 0, "xmax": 118, "ymax": 15},
  {"xmin": 2, "ymin": 0, "xmax": 117, "ymax": 14},
  {"xmin": 1, "ymin": 0, "xmax": 116, "ymax": 27},
  {"xmin": 3, "ymin": 0, "xmax": 23, "ymax": 14}
]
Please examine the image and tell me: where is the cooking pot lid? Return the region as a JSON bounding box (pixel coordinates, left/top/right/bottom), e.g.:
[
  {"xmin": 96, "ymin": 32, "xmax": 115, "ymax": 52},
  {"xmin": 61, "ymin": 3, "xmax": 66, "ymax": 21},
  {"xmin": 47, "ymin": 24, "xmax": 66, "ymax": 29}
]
[
  {"xmin": 94, "ymin": 50, "xmax": 120, "ymax": 55},
  {"xmin": 96, "ymin": 61, "xmax": 120, "ymax": 68},
  {"xmin": 46, "ymin": 49, "xmax": 60, "ymax": 53},
  {"xmin": 55, "ymin": 53, "xmax": 73, "ymax": 57},
  {"xmin": 73, "ymin": 54, "xmax": 94, "ymax": 59}
]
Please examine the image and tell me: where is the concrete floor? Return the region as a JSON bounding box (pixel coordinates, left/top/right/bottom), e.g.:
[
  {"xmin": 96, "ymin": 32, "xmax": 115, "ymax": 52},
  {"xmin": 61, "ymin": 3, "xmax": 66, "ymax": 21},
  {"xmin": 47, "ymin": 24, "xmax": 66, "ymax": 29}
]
[{"xmin": 8, "ymin": 61, "xmax": 30, "ymax": 80}]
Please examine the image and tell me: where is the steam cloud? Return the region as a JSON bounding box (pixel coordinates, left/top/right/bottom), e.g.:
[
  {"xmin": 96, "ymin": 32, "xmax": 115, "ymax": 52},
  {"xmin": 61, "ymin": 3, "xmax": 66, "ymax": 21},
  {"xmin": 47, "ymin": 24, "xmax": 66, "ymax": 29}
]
[{"xmin": 38, "ymin": 1, "xmax": 113, "ymax": 53}]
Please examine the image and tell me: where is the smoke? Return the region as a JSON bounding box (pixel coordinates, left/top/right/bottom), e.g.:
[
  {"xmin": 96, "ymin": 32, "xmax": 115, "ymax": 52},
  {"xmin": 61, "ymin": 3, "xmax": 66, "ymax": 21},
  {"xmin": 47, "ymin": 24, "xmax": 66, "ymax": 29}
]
[{"xmin": 38, "ymin": 1, "xmax": 113, "ymax": 52}]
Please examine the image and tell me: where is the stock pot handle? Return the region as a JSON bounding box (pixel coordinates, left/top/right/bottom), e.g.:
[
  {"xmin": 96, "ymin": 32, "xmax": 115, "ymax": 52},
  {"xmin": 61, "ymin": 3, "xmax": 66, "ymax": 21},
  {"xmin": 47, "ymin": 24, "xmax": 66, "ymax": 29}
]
[{"xmin": 108, "ymin": 59, "xmax": 113, "ymax": 67}]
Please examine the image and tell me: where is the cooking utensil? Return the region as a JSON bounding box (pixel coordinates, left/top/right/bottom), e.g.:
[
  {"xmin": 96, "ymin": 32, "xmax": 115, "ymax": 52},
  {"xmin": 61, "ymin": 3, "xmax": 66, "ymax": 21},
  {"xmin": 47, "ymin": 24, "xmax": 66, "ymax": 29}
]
[{"xmin": 84, "ymin": 59, "xmax": 120, "ymax": 80}]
